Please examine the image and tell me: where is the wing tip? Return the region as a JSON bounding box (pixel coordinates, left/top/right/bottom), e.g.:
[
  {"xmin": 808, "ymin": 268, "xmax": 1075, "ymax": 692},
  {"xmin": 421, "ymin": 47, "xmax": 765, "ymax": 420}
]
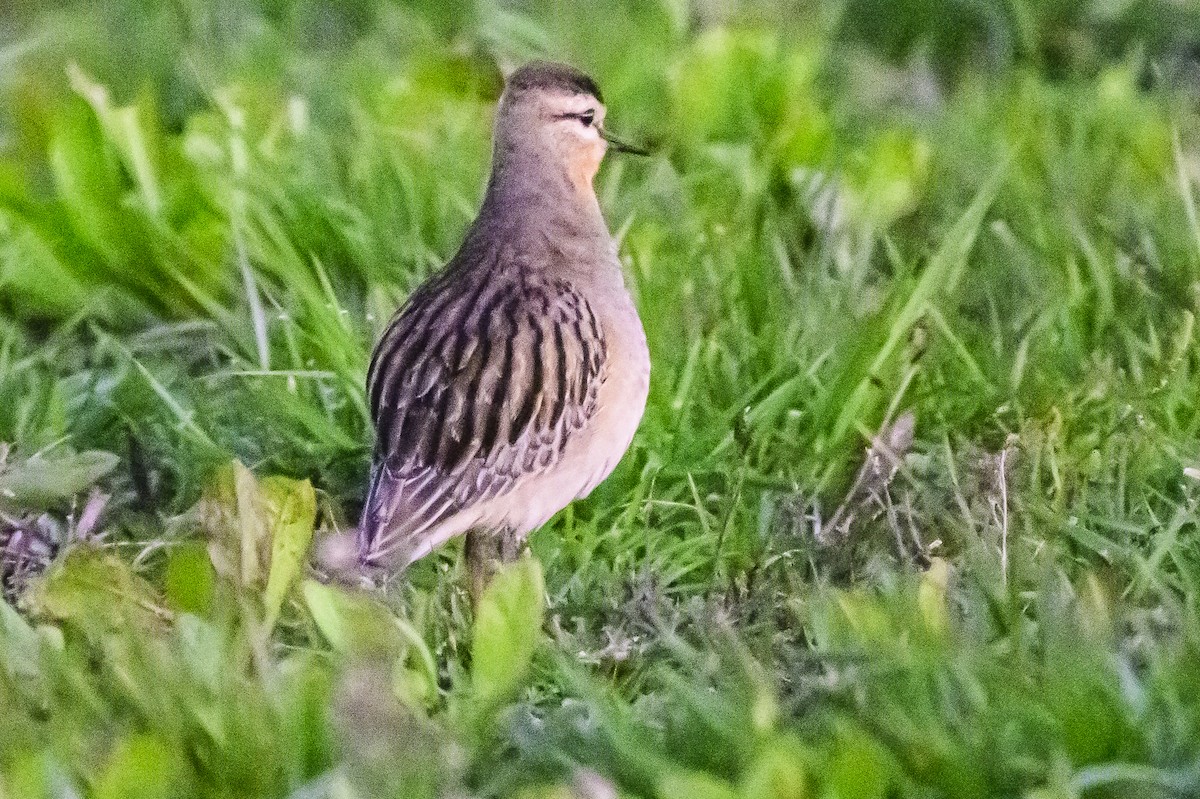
[
  {"xmin": 357, "ymin": 462, "xmax": 389, "ymax": 564},
  {"xmin": 356, "ymin": 461, "xmax": 419, "ymax": 571}
]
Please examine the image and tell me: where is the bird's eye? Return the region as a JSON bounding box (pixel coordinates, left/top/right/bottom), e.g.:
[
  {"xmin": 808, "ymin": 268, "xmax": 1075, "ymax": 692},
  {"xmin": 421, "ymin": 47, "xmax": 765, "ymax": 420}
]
[{"xmin": 579, "ymin": 109, "xmax": 595, "ymax": 126}]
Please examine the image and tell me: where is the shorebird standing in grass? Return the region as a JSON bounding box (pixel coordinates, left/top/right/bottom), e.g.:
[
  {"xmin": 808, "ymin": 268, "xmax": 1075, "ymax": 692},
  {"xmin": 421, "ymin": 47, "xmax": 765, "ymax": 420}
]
[{"xmin": 359, "ymin": 61, "xmax": 651, "ymax": 602}]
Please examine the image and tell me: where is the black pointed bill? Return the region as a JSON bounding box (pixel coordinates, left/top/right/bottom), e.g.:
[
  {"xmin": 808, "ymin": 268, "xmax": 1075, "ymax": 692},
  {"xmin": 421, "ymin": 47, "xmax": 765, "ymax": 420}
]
[{"xmin": 600, "ymin": 127, "xmax": 650, "ymax": 156}]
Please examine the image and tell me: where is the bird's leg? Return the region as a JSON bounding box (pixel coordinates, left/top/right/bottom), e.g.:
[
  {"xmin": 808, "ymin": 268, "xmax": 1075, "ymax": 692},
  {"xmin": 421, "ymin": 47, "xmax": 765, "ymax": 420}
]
[
  {"xmin": 465, "ymin": 528, "xmax": 525, "ymax": 609},
  {"xmin": 464, "ymin": 529, "xmax": 494, "ymax": 611},
  {"xmin": 498, "ymin": 528, "xmax": 524, "ymax": 564}
]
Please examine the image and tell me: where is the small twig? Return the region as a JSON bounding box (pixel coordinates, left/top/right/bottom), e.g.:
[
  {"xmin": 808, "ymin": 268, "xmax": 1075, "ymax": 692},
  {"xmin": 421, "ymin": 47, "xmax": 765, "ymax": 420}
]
[
  {"xmin": 882, "ymin": 486, "xmax": 907, "ymax": 561},
  {"xmin": 998, "ymin": 447, "xmax": 1009, "ymax": 586},
  {"xmin": 821, "ymin": 411, "xmax": 916, "ymax": 545},
  {"xmin": 902, "ymin": 491, "xmax": 933, "ymax": 568},
  {"xmin": 984, "ymin": 441, "xmax": 1015, "ymax": 586}
]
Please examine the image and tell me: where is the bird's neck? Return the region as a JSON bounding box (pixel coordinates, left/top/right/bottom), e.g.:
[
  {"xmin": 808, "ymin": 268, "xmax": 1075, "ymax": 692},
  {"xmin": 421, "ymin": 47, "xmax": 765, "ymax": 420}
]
[{"xmin": 477, "ymin": 152, "xmax": 609, "ymax": 247}]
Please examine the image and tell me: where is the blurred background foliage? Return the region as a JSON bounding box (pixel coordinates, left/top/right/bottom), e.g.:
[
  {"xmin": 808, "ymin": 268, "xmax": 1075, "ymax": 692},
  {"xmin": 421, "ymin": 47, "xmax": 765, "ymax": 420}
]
[{"xmin": 3, "ymin": 0, "xmax": 1200, "ymax": 797}]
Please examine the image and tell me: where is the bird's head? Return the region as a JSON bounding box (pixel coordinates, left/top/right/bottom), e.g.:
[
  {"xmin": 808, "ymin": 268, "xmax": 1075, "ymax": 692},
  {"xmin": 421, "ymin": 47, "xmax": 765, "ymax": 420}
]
[{"xmin": 495, "ymin": 61, "xmax": 647, "ymax": 194}]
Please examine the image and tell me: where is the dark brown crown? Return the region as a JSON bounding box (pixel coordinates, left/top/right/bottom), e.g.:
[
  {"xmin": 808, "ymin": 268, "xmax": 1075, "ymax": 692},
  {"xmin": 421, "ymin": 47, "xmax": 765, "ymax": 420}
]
[{"xmin": 505, "ymin": 61, "xmax": 603, "ymax": 103}]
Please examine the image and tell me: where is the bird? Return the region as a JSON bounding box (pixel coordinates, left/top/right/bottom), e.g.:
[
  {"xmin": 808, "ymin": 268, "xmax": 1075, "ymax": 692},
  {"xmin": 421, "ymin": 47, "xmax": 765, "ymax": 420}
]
[{"xmin": 358, "ymin": 61, "xmax": 651, "ymax": 602}]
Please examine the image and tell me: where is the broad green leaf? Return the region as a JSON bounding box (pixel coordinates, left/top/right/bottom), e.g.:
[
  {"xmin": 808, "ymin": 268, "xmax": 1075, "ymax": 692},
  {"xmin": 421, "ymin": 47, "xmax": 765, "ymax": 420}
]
[
  {"xmin": 0, "ymin": 597, "xmax": 41, "ymax": 680},
  {"xmin": 261, "ymin": 475, "xmax": 317, "ymax": 629},
  {"xmin": 30, "ymin": 547, "xmax": 168, "ymax": 634},
  {"xmin": 195, "ymin": 461, "xmax": 317, "ymax": 620},
  {"xmin": 163, "ymin": 542, "xmax": 216, "ymax": 616},
  {"xmin": 234, "ymin": 460, "xmax": 267, "ymax": 587},
  {"xmin": 304, "ymin": 579, "xmax": 437, "ymax": 707},
  {"xmin": 188, "ymin": 463, "xmax": 235, "ymax": 570},
  {"xmin": 0, "ymin": 450, "xmax": 118, "ymax": 510},
  {"xmin": 302, "ymin": 579, "xmax": 404, "ymax": 659},
  {"xmin": 471, "ymin": 556, "xmax": 546, "ymax": 706}
]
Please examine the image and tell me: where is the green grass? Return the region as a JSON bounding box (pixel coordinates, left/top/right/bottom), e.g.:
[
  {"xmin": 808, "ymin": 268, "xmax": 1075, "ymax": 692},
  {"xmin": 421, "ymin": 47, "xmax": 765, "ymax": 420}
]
[{"xmin": 3, "ymin": 1, "xmax": 1200, "ymax": 797}]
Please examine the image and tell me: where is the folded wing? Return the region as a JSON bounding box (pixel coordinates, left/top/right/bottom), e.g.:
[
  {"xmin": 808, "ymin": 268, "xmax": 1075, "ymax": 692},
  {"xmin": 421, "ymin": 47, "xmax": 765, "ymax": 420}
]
[{"xmin": 359, "ymin": 264, "xmax": 606, "ymax": 566}]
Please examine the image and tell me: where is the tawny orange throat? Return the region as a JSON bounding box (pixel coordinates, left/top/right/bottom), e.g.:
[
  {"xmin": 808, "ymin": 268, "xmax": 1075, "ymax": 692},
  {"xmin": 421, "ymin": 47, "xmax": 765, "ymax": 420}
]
[{"xmin": 359, "ymin": 61, "xmax": 650, "ymax": 598}]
